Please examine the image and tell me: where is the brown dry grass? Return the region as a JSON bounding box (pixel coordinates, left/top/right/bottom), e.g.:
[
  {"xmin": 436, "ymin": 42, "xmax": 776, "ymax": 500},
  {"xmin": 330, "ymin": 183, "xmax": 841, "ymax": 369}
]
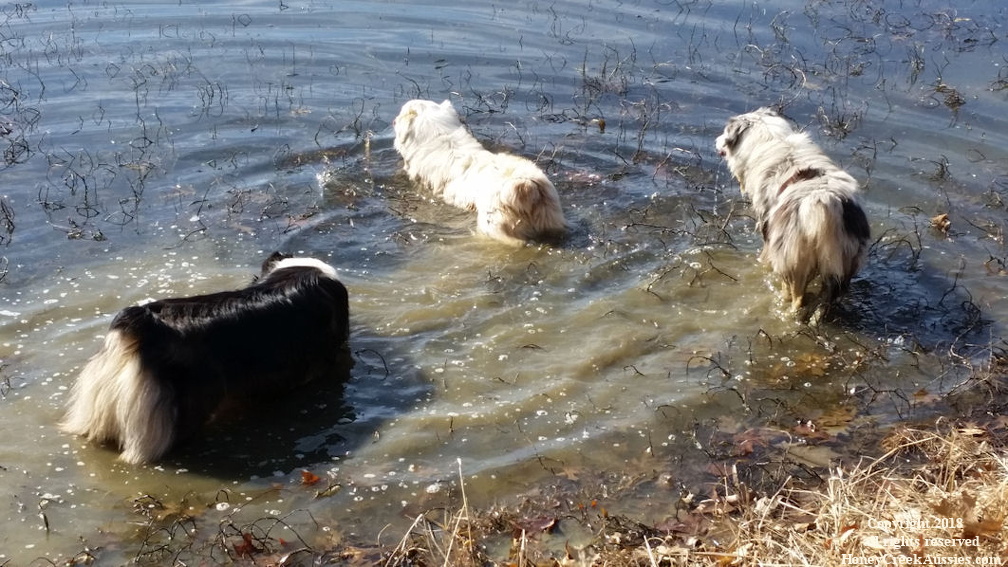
[{"xmin": 384, "ymin": 424, "xmax": 1008, "ymax": 566}]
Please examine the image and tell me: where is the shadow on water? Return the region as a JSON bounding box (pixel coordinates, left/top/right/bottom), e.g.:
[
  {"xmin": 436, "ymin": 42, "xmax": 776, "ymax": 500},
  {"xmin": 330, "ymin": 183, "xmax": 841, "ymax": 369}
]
[
  {"xmin": 165, "ymin": 352, "xmax": 357, "ymax": 479},
  {"xmin": 161, "ymin": 336, "xmax": 433, "ymax": 482},
  {"xmin": 839, "ymin": 224, "xmax": 992, "ymax": 356}
]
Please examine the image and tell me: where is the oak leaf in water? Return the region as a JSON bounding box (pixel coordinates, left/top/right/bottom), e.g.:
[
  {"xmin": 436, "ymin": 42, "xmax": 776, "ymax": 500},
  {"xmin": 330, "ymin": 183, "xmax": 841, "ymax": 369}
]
[
  {"xmin": 300, "ymin": 469, "xmax": 322, "ymax": 485},
  {"xmin": 511, "ymin": 515, "xmax": 557, "ymax": 537},
  {"xmin": 232, "ymin": 532, "xmax": 262, "ymax": 558},
  {"xmin": 731, "ymin": 427, "xmax": 779, "ymax": 456},
  {"xmin": 338, "ymin": 545, "xmax": 386, "ymax": 566},
  {"xmin": 792, "ymin": 420, "xmax": 832, "ymax": 442},
  {"xmin": 912, "ymin": 388, "xmax": 942, "ymax": 406},
  {"xmin": 930, "ymin": 213, "xmax": 951, "ymax": 234},
  {"xmin": 813, "ymin": 404, "xmax": 858, "ymax": 436}
]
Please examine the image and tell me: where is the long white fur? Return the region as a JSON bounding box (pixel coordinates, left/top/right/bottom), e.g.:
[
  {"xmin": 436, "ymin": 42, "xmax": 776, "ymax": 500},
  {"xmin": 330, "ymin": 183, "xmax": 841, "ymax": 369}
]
[
  {"xmin": 61, "ymin": 330, "xmax": 176, "ymax": 464},
  {"xmin": 393, "ymin": 99, "xmax": 567, "ymax": 244},
  {"xmin": 715, "ymin": 107, "xmax": 869, "ymax": 318}
]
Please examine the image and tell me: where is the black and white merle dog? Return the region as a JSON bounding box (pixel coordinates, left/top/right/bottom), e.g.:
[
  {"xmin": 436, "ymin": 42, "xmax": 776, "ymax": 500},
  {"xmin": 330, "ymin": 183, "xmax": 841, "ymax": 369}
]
[
  {"xmin": 715, "ymin": 107, "xmax": 871, "ymax": 319},
  {"xmin": 61, "ymin": 253, "xmax": 350, "ymax": 465}
]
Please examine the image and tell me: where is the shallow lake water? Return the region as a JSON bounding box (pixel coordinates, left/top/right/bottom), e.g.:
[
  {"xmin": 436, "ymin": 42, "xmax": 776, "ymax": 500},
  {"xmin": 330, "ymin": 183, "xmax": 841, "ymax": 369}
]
[{"xmin": 1, "ymin": 0, "xmax": 1006, "ymax": 563}]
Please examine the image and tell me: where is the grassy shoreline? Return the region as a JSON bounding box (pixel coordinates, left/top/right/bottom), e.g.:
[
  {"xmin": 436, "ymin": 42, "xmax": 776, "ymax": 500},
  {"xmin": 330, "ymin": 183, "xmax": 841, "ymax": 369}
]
[
  {"xmin": 46, "ymin": 355, "xmax": 1008, "ymax": 566},
  {"xmin": 381, "ymin": 429, "xmax": 1007, "ymax": 566},
  {"xmin": 382, "ymin": 367, "xmax": 1008, "ymax": 566}
]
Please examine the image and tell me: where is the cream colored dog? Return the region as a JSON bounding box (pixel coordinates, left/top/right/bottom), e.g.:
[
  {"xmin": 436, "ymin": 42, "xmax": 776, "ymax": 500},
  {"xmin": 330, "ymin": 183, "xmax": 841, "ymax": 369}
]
[
  {"xmin": 715, "ymin": 107, "xmax": 870, "ymax": 318},
  {"xmin": 393, "ymin": 99, "xmax": 567, "ymax": 244}
]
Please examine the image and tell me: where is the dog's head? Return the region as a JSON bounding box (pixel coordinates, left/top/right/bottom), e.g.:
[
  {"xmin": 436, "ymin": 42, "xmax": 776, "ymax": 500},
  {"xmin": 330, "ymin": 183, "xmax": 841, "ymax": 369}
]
[
  {"xmin": 393, "ymin": 99, "xmax": 462, "ymax": 151},
  {"xmin": 715, "ymin": 107, "xmax": 793, "ymax": 159},
  {"xmin": 715, "ymin": 107, "xmax": 799, "ymax": 195},
  {"xmin": 260, "ymin": 251, "xmax": 290, "ymax": 275},
  {"xmin": 260, "ymin": 252, "xmax": 338, "ymax": 281}
]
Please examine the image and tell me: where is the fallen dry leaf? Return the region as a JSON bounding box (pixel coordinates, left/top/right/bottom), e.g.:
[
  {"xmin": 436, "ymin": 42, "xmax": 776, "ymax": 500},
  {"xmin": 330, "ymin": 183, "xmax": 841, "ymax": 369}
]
[
  {"xmin": 300, "ymin": 469, "xmax": 322, "ymax": 486},
  {"xmin": 232, "ymin": 532, "xmax": 262, "ymax": 558},
  {"xmin": 931, "ymin": 213, "xmax": 951, "ymax": 233},
  {"xmin": 511, "ymin": 515, "xmax": 557, "ymax": 536}
]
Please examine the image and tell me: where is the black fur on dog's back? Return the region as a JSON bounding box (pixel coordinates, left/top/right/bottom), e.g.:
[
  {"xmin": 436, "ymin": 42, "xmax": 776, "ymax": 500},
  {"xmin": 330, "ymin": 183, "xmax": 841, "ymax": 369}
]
[
  {"xmin": 842, "ymin": 197, "xmax": 871, "ymax": 243},
  {"xmin": 62, "ymin": 255, "xmax": 350, "ymax": 464},
  {"xmin": 117, "ymin": 264, "xmax": 348, "ymax": 437}
]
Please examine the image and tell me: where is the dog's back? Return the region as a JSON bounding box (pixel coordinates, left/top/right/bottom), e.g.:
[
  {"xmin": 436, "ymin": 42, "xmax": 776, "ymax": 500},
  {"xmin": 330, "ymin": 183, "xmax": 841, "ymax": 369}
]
[
  {"xmin": 127, "ymin": 261, "xmax": 349, "ymax": 393},
  {"xmin": 62, "ymin": 256, "xmax": 350, "ymax": 464},
  {"xmin": 764, "ymin": 177, "xmax": 870, "ymax": 307}
]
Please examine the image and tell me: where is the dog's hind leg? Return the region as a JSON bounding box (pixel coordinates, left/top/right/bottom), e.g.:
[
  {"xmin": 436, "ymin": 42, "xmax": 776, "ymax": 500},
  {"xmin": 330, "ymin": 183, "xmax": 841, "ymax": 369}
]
[
  {"xmin": 781, "ymin": 258, "xmax": 816, "ymax": 313},
  {"xmin": 820, "ymin": 274, "xmax": 852, "ymax": 310},
  {"xmin": 786, "ymin": 279, "xmax": 806, "ymax": 313},
  {"xmin": 118, "ymin": 370, "xmax": 178, "ymax": 465}
]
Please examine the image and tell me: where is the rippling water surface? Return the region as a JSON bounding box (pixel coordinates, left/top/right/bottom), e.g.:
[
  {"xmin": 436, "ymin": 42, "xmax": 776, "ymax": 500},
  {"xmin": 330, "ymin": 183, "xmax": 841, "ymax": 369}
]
[{"xmin": 1, "ymin": 0, "xmax": 1006, "ymax": 562}]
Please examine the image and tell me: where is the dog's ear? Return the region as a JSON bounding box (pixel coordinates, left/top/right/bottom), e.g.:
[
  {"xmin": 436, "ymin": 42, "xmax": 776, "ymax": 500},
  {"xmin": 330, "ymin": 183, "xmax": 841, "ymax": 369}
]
[
  {"xmin": 399, "ymin": 107, "xmax": 418, "ymax": 124},
  {"xmin": 395, "ymin": 107, "xmax": 419, "ymax": 142},
  {"xmin": 260, "ymin": 252, "xmax": 289, "ymax": 278},
  {"xmin": 439, "ymin": 99, "xmax": 453, "ymax": 110}
]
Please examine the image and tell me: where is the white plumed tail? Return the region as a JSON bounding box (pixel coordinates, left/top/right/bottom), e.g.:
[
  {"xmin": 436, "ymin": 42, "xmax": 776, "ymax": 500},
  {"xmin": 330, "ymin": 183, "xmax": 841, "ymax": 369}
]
[
  {"xmin": 475, "ymin": 172, "xmax": 567, "ymax": 244},
  {"xmin": 61, "ymin": 330, "xmax": 177, "ymax": 464},
  {"xmin": 801, "ymin": 195, "xmax": 862, "ymax": 285},
  {"xmin": 508, "ymin": 178, "xmax": 567, "ymax": 237}
]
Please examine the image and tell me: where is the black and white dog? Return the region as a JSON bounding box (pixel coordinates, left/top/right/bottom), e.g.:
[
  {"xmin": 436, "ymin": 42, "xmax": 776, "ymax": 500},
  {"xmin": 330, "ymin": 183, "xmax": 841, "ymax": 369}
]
[{"xmin": 61, "ymin": 253, "xmax": 350, "ymax": 465}]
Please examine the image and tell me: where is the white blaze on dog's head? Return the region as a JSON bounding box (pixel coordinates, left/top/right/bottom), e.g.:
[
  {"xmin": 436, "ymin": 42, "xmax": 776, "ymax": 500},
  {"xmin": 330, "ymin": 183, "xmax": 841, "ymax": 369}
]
[
  {"xmin": 714, "ymin": 117, "xmax": 743, "ymax": 157},
  {"xmin": 268, "ymin": 257, "xmax": 338, "ymax": 279}
]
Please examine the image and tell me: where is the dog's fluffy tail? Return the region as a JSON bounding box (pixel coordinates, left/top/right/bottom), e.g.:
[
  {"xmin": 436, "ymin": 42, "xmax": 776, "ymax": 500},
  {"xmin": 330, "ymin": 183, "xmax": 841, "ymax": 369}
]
[
  {"xmin": 499, "ymin": 175, "xmax": 568, "ymax": 241},
  {"xmin": 801, "ymin": 191, "xmax": 870, "ymax": 302},
  {"xmin": 61, "ymin": 330, "xmax": 176, "ymax": 464},
  {"xmin": 475, "ymin": 152, "xmax": 568, "ymax": 243}
]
